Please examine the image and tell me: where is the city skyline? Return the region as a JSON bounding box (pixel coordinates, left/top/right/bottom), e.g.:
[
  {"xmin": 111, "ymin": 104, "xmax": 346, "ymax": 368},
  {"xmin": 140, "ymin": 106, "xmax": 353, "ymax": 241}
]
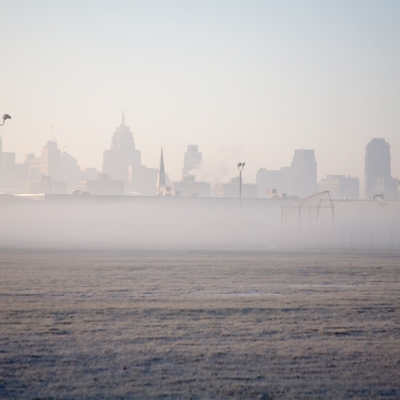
[
  {"xmin": 1, "ymin": 111, "xmax": 398, "ymax": 191},
  {"xmin": 2, "ymin": 115, "xmax": 396, "ymax": 199},
  {"xmin": 1, "ymin": 110, "xmax": 399, "ymax": 189},
  {"xmin": 2, "ymin": 112, "xmax": 398, "ymax": 199},
  {"xmin": 1, "ymin": 1, "xmax": 400, "ymax": 186}
]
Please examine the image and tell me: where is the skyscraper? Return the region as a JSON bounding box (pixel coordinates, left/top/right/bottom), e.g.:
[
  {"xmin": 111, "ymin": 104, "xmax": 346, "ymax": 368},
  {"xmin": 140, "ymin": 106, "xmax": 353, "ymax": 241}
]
[
  {"xmin": 103, "ymin": 113, "xmax": 141, "ymax": 184},
  {"xmin": 365, "ymin": 138, "xmax": 397, "ymax": 199},
  {"xmin": 40, "ymin": 140, "xmax": 63, "ymax": 181},
  {"xmin": 182, "ymin": 145, "xmax": 202, "ymax": 178},
  {"xmin": 290, "ymin": 149, "xmax": 317, "ymax": 198}
]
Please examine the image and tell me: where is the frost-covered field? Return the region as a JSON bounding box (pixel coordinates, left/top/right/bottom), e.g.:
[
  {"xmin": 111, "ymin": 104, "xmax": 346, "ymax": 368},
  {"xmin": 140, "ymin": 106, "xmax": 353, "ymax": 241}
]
[{"xmin": 0, "ymin": 248, "xmax": 399, "ymax": 399}]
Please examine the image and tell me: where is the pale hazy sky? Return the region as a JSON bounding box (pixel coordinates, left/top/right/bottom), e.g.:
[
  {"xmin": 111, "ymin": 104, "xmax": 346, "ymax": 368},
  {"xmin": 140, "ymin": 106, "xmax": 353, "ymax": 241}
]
[{"xmin": 1, "ymin": 0, "xmax": 400, "ymax": 184}]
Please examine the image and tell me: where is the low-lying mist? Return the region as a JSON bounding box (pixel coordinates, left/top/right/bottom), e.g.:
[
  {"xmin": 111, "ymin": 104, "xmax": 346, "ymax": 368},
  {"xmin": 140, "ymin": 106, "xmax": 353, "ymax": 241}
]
[{"xmin": 0, "ymin": 195, "xmax": 399, "ymax": 250}]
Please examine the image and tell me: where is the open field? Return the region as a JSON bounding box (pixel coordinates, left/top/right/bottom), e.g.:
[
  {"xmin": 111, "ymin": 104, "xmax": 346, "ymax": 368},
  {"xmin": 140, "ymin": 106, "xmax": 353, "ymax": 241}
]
[{"xmin": 0, "ymin": 248, "xmax": 399, "ymax": 399}]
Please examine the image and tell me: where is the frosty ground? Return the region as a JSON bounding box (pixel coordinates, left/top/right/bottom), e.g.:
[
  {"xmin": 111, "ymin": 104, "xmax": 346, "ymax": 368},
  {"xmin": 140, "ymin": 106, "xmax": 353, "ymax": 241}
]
[{"xmin": 0, "ymin": 248, "xmax": 399, "ymax": 399}]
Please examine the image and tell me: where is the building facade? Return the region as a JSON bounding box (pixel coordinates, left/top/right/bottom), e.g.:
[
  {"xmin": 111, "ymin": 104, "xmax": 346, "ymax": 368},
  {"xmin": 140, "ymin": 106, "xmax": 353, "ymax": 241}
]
[
  {"xmin": 256, "ymin": 167, "xmax": 291, "ymax": 198},
  {"xmin": 40, "ymin": 141, "xmax": 63, "ymax": 181},
  {"xmin": 103, "ymin": 113, "xmax": 141, "ymax": 185},
  {"xmin": 290, "ymin": 149, "xmax": 317, "ymax": 198},
  {"xmin": 365, "ymin": 138, "xmax": 397, "ymax": 199},
  {"xmin": 79, "ymin": 173, "xmax": 124, "ymax": 196},
  {"xmin": 214, "ymin": 177, "xmax": 257, "ymax": 198},
  {"xmin": 182, "ymin": 145, "xmax": 203, "ymax": 178},
  {"xmin": 173, "ymin": 175, "xmax": 211, "ymax": 197},
  {"xmin": 319, "ymin": 175, "xmax": 359, "ymax": 200},
  {"xmin": 103, "ymin": 113, "xmax": 158, "ymax": 195}
]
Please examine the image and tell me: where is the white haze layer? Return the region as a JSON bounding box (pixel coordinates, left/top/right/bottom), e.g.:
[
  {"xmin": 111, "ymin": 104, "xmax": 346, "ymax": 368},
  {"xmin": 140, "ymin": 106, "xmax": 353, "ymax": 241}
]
[{"xmin": 1, "ymin": 195, "xmax": 399, "ymax": 250}]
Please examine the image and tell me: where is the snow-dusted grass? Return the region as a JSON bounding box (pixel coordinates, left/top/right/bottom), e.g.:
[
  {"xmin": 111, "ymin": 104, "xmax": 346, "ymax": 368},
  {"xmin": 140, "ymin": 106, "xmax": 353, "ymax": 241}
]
[{"xmin": 0, "ymin": 249, "xmax": 399, "ymax": 399}]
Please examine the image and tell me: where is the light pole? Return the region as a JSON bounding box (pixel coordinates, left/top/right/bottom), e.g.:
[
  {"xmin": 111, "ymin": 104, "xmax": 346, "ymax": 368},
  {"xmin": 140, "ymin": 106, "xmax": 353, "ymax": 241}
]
[
  {"xmin": 0, "ymin": 114, "xmax": 12, "ymax": 126},
  {"xmin": 0, "ymin": 114, "xmax": 12, "ymax": 183},
  {"xmin": 237, "ymin": 162, "xmax": 245, "ymax": 213}
]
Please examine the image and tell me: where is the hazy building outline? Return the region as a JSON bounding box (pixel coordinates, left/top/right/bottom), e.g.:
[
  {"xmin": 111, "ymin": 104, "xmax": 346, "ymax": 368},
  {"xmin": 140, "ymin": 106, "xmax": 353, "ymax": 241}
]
[
  {"xmin": 365, "ymin": 138, "xmax": 398, "ymax": 199},
  {"xmin": 290, "ymin": 149, "xmax": 317, "ymax": 198},
  {"xmin": 102, "ymin": 112, "xmax": 142, "ymax": 185},
  {"xmin": 182, "ymin": 145, "xmax": 203, "ymax": 178},
  {"xmin": 319, "ymin": 175, "xmax": 359, "ymax": 200}
]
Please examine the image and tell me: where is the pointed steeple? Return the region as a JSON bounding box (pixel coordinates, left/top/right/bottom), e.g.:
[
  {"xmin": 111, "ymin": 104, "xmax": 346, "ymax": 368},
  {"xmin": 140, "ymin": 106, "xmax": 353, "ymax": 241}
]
[
  {"xmin": 157, "ymin": 146, "xmax": 166, "ymax": 191},
  {"xmin": 121, "ymin": 111, "xmax": 126, "ymax": 126}
]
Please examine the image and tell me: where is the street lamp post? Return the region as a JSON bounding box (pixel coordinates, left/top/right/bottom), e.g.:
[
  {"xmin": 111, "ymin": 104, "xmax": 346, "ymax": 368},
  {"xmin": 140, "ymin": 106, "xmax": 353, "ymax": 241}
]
[
  {"xmin": 0, "ymin": 114, "xmax": 12, "ymax": 182},
  {"xmin": 0, "ymin": 114, "xmax": 12, "ymax": 126},
  {"xmin": 237, "ymin": 162, "xmax": 245, "ymax": 213}
]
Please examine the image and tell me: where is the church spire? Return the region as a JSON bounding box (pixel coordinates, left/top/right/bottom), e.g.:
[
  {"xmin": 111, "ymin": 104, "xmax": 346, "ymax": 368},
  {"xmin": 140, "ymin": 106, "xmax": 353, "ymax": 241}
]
[{"xmin": 157, "ymin": 146, "xmax": 166, "ymax": 192}]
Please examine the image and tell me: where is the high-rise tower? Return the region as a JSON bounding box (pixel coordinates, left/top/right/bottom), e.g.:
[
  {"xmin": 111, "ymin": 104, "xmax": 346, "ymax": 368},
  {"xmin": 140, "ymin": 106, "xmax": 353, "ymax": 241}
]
[
  {"xmin": 365, "ymin": 138, "xmax": 397, "ymax": 199},
  {"xmin": 103, "ymin": 113, "xmax": 141, "ymax": 184},
  {"xmin": 40, "ymin": 140, "xmax": 63, "ymax": 181},
  {"xmin": 290, "ymin": 149, "xmax": 317, "ymax": 198},
  {"xmin": 182, "ymin": 145, "xmax": 202, "ymax": 177}
]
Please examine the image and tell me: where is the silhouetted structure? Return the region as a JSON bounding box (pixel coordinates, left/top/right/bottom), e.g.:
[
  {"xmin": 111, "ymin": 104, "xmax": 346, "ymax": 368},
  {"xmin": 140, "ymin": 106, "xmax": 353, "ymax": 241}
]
[
  {"xmin": 182, "ymin": 145, "xmax": 202, "ymax": 178},
  {"xmin": 173, "ymin": 175, "xmax": 211, "ymax": 197},
  {"xmin": 40, "ymin": 141, "xmax": 63, "ymax": 182},
  {"xmin": 24, "ymin": 153, "xmax": 41, "ymax": 182},
  {"xmin": 0, "ymin": 114, "xmax": 12, "ymax": 179},
  {"xmin": 319, "ymin": 175, "xmax": 359, "ymax": 200},
  {"xmin": 256, "ymin": 167, "xmax": 291, "ymax": 198},
  {"xmin": 365, "ymin": 138, "xmax": 398, "ymax": 199},
  {"xmin": 157, "ymin": 147, "xmax": 166, "ymax": 194},
  {"xmin": 0, "ymin": 152, "xmax": 26, "ymax": 194},
  {"xmin": 22, "ymin": 175, "xmax": 67, "ymax": 195},
  {"xmin": 79, "ymin": 173, "xmax": 124, "ymax": 196},
  {"xmin": 102, "ymin": 113, "xmax": 158, "ymax": 195},
  {"xmin": 291, "ymin": 149, "xmax": 317, "ymax": 198},
  {"xmin": 281, "ymin": 191, "xmax": 334, "ymax": 247},
  {"xmin": 61, "ymin": 152, "xmax": 81, "ymax": 192},
  {"xmin": 214, "ymin": 177, "xmax": 257, "ymax": 198},
  {"xmin": 103, "ymin": 113, "xmax": 141, "ymax": 184}
]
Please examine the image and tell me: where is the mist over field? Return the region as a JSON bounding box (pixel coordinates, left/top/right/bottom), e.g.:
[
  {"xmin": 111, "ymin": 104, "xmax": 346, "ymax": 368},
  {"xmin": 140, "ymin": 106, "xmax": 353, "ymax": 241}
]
[
  {"xmin": 0, "ymin": 195, "xmax": 399, "ymax": 250},
  {"xmin": 1, "ymin": 196, "xmax": 399, "ymax": 398}
]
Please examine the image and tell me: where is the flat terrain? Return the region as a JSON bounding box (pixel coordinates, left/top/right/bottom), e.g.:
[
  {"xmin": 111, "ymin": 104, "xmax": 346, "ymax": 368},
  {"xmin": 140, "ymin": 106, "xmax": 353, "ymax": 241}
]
[{"xmin": 0, "ymin": 248, "xmax": 399, "ymax": 399}]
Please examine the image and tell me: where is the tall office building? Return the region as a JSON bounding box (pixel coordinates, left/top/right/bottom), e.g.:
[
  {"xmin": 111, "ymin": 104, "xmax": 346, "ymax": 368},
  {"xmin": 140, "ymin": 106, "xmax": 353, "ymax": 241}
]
[
  {"xmin": 365, "ymin": 138, "xmax": 397, "ymax": 199},
  {"xmin": 103, "ymin": 113, "xmax": 141, "ymax": 184},
  {"xmin": 40, "ymin": 140, "xmax": 63, "ymax": 181},
  {"xmin": 61, "ymin": 152, "xmax": 81, "ymax": 191},
  {"xmin": 24, "ymin": 153, "xmax": 41, "ymax": 182},
  {"xmin": 182, "ymin": 145, "xmax": 202, "ymax": 177},
  {"xmin": 290, "ymin": 149, "xmax": 317, "ymax": 198}
]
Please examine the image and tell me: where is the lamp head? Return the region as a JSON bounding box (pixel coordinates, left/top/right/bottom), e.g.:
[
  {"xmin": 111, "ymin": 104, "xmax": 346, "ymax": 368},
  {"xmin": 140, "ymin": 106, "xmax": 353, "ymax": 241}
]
[
  {"xmin": 3, "ymin": 114, "xmax": 11, "ymax": 121},
  {"xmin": 237, "ymin": 162, "xmax": 245, "ymax": 171}
]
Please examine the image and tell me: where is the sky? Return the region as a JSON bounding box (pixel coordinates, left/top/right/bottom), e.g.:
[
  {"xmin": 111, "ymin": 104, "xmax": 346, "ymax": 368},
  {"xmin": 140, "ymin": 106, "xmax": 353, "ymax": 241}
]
[{"xmin": 1, "ymin": 0, "xmax": 400, "ymax": 185}]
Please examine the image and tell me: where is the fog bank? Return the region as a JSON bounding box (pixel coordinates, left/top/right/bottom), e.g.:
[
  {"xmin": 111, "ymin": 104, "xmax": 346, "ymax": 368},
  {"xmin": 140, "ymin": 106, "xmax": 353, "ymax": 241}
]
[{"xmin": 0, "ymin": 195, "xmax": 399, "ymax": 250}]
